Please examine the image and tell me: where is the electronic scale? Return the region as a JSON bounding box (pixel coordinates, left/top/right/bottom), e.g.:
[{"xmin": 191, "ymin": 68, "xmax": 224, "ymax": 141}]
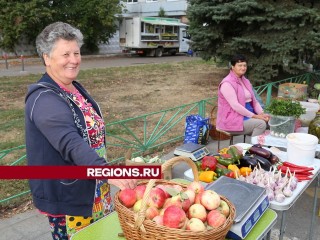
[
  {"xmin": 206, "ymin": 176, "xmax": 270, "ymax": 240},
  {"xmin": 173, "ymin": 143, "xmax": 210, "ymax": 161}
]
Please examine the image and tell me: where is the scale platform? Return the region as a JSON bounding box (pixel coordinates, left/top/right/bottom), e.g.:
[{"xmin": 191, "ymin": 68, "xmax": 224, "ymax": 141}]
[
  {"xmin": 206, "ymin": 176, "xmax": 269, "ymax": 239},
  {"xmin": 173, "ymin": 143, "xmax": 210, "ymax": 161}
]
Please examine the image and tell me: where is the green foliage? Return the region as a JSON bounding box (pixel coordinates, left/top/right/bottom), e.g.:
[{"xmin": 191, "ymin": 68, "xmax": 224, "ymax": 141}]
[
  {"xmin": 0, "ymin": 0, "xmax": 122, "ymax": 54},
  {"xmin": 0, "ymin": 0, "xmax": 53, "ymax": 54},
  {"xmin": 187, "ymin": 0, "xmax": 320, "ymax": 83},
  {"xmin": 265, "ymin": 99, "xmax": 306, "ymax": 118}
]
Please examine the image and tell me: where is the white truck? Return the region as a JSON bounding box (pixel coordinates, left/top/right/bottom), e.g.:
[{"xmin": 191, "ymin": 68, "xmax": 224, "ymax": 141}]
[{"xmin": 119, "ymin": 16, "xmax": 191, "ymax": 57}]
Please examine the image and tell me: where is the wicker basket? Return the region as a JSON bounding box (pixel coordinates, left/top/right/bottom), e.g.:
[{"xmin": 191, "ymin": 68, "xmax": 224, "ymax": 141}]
[{"xmin": 114, "ymin": 156, "xmax": 236, "ymax": 240}]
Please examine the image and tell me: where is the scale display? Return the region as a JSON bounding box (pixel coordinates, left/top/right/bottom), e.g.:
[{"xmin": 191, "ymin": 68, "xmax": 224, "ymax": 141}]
[{"xmin": 173, "ymin": 143, "xmax": 210, "ymax": 161}]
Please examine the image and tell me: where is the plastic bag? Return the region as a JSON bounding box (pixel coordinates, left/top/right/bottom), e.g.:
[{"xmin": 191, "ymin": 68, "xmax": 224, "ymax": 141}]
[{"xmin": 184, "ymin": 115, "xmax": 209, "ymax": 145}]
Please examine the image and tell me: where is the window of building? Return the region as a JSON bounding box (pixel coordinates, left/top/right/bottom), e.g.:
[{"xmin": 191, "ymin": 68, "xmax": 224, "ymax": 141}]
[
  {"xmin": 146, "ymin": 0, "xmax": 158, "ymax": 2},
  {"xmin": 126, "ymin": 0, "xmax": 138, "ymax": 3}
]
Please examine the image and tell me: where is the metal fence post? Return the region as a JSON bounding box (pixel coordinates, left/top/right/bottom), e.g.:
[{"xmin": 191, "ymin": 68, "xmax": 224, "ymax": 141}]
[
  {"xmin": 21, "ymin": 55, "xmax": 25, "ymax": 71},
  {"xmin": 4, "ymin": 54, "xmax": 8, "ymax": 69}
]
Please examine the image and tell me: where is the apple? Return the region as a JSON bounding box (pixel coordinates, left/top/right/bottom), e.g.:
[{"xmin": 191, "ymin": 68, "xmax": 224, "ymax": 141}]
[
  {"xmin": 134, "ymin": 184, "xmax": 147, "ymax": 200},
  {"xmin": 159, "ymin": 207, "xmax": 166, "ymax": 216},
  {"xmin": 163, "ymin": 206, "xmax": 187, "ymax": 229},
  {"xmin": 133, "ymin": 199, "xmax": 143, "ymax": 212},
  {"xmin": 156, "ymin": 184, "xmax": 171, "ymax": 198},
  {"xmin": 200, "ymin": 190, "xmax": 221, "ymax": 210},
  {"xmin": 183, "ymin": 189, "xmax": 196, "ymax": 204},
  {"xmin": 186, "ymin": 218, "xmax": 206, "ymax": 232},
  {"xmin": 153, "ymin": 215, "xmax": 164, "ymax": 226},
  {"xmin": 181, "ymin": 217, "xmax": 189, "ymax": 230},
  {"xmin": 119, "ymin": 188, "xmax": 137, "ymax": 208},
  {"xmin": 163, "ymin": 195, "xmax": 183, "ymax": 209},
  {"xmin": 217, "ymin": 200, "xmax": 230, "ymax": 217},
  {"xmin": 147, "ymin": 187, "xmax": 167, "ymax": 208},
  {"xmin": 207, "ymin": 209, "xmax": 226, "ymax": 228},
  {"xmin": 187, "ymin": 181, "xmax": 205, "ymax": 194},
  {"xmin": 145, "ymin": 206, "xmax": 160, "ymax": 220},
  {"xmin": 194, "ymin": 192, "xmax": 203, "ymax": 204},
  {"xmin": 188, "ymin": 203, "xmax": 207, "ymax": 222}
]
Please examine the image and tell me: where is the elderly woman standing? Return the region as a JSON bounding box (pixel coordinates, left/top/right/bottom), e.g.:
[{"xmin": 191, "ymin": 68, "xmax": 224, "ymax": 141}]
[
  {"xmin": 25, "ymin": 22, "xmax": 136, "ymax": 240},
  {"xmin": 216, "ymin": 54, "xmax": 269, "ymax": 137}
]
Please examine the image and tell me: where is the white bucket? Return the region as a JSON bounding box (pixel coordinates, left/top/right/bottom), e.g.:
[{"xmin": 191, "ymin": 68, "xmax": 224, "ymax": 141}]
[{"xmin": 286, "ymin": 133, "xmax": 318, "ymax": 166}]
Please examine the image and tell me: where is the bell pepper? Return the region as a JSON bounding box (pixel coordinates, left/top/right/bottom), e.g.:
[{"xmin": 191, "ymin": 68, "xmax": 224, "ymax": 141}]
[
  {"xmin": 225, "ymin": 171, "xmax": 236, "ymax": 178},
  {"xmin": 201, "ymin": 156, "xmax": 217, "ymax": 171},
  {"xmin": 240, "ymin": 167, "xmax": 252, "ymax": 177},
  {"xmin": 217, "ymin": 156, "xmax": 234, "ymax": 166},
  {"xmin": 198, "ymin": 171, "xmax": 217, "ymax": 183},
  {"xmin": 228, "ymin": 164, "xmax": 240, "ymax": 178},
  {"xmin": 215, "ymin": 167, "xmax": 231, "ymax": 178}
]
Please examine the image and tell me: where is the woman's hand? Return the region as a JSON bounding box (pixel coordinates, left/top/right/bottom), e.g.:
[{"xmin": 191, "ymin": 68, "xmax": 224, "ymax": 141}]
[
  {"xmin": 108, "ymin": 179, "xmax": 138, "ymax": 190},
  {"xmin": 252, "ymin": 113, "xmax": 270, "ymax": 122}
]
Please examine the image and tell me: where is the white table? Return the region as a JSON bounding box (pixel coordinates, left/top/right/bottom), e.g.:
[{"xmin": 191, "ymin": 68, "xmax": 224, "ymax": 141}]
[{"xmin": 251, "ymin": 128, "xmax": 320, "ymax": 152}]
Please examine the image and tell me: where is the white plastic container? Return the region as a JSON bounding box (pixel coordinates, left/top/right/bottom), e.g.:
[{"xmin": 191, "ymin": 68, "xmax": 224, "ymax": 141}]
[
  {"xmin": 299, "ymin": 101, "xmax": 320, "ymax": 127},
  {"xmin": 286, "ymin": 133, "xmax": 318, "ymax": 166}
]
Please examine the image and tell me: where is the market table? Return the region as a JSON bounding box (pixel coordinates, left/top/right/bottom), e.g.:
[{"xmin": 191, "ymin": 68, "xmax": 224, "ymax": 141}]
[
  {"xmin": 251, "ymin": 128, "xmax": 320, "ymax": 151},
  {"xmin": 70, "ymin": 208, "xmax": 277, "ymax": 240}
]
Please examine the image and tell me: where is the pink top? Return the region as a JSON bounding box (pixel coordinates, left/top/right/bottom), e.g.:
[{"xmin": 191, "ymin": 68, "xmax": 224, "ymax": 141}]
[{"xmin": 220, "ymin": 81, "xmax": 261, "ymax": 118}]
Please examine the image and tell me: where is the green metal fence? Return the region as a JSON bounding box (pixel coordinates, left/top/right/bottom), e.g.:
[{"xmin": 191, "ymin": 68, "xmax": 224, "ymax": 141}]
[{"xmin": 1, "ymin": 70, "xmax": 320, "ymax": 204}]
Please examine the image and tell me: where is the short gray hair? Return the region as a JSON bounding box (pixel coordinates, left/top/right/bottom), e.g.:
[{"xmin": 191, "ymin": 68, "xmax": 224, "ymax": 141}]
[{"xmin": 36, "ymin": 22, "xmax": 84, "ymax": 65}]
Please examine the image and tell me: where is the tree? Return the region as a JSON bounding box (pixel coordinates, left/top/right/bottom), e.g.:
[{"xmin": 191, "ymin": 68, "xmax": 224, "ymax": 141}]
[
  {"xmin": 0, "ymin": 0, "xmax": 53, "ymax": 55},
  {"xmin": 187, "ymin": 0, "xmax": 320, "ymax": 83},
  {"xmin": 49, "ymin": 0, "xmax": 122, "ymax": 53},
  {"xmin": 0, "ymin": 0, "xmax": 122, "ymax": 55}
]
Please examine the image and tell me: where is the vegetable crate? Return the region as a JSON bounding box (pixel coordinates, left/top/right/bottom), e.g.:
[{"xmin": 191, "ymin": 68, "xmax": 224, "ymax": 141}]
[
  {"xmin": 277, "ymin": 83, "xmax": 308, "ymax": 100},
  {"xmin": 115, "ymin": 156, "xmax": 236, "ymax": 240}
]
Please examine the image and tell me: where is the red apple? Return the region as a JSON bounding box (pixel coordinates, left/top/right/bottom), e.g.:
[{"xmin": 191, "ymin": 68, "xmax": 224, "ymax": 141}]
[
  {"xmin": 184, "ymin": 189, "xmax": 196, "ymax": 204},
  {"xmin": 163, "ymin": 195, "xmax": 183, "ymax": 209},
  {"xmin": 217, "ymin": 200, "xmax": 230, "ymax": 217},
  {"xmin": 187, "ymin": 181, "xmax": 205, "ymax": 194},
  {"xmin": 134, "ymin": 184, "xmax": 147, "ymax": 200},
  {"xmin": 163, "ymin": 206, "xmax": 187, "ymax": 229},
  {"xmin": 186, "ymin": 218, "xmax": 206, "ymax": 232},
  {"xmin": 200, "ymin": 190, "xmax": 221, "ymax": 210},
  {"xmin": 119, "ymin": 188, "xmax": 137, "ymax": 208},
  {"xmin": 194, "ymin": 192, "xmax": 203, "ymax": 204},
  {"xmin": 181, "ymin": 217, "xmax": 189, "ymax": 230},
  {"xmin": 207, "ymin": 209, "xmax": 226, "ymax": 228},
  {"xmin": 145, "ymin": 206, "xmax": 160, "ymax": 220},
  {"xmin": 147, "ymin": 187, "xmax": 167, "ymax": 208},
  {"xmin": 188, "ymin": 203, "xmax": 207, "ymax": 222},
  {"xmin": 156, "ymin": 184, "xmax": 171, "ymax": 198},
  {"xmin": 153, "ymin": 215, "xmax": 164, "ymax": 226}
]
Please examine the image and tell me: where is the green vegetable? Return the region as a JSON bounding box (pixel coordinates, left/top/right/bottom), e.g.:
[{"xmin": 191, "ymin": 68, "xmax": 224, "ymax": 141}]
[
  {"xmin": 265, "ymin": 99, "xmax": 305, "ymax": 118},
  {"xmin": 217, "ymin": 157, "xmax": 234, "ymax": 167}
]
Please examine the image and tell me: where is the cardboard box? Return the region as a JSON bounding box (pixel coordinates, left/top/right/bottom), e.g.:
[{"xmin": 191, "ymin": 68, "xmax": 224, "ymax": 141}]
[
  {"xmin": 278, "ymin": 83, "xmax": 308, "ymax": 100},
  {"xmin": 125, "ymin": 160, "xmax": 172, "ymax": 180}
]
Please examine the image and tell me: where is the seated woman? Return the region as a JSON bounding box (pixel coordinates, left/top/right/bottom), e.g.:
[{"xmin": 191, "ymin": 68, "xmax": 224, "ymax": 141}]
[{"xmin": 216, "ymin": 54, "xmax": 269, "ymax": 137}]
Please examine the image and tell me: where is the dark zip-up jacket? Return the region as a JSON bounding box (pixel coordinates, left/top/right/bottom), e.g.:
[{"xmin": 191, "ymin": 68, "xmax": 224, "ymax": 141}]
[{"xmin": 25, "ymin": 73, "xmax": 107, "ymax": 216}]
